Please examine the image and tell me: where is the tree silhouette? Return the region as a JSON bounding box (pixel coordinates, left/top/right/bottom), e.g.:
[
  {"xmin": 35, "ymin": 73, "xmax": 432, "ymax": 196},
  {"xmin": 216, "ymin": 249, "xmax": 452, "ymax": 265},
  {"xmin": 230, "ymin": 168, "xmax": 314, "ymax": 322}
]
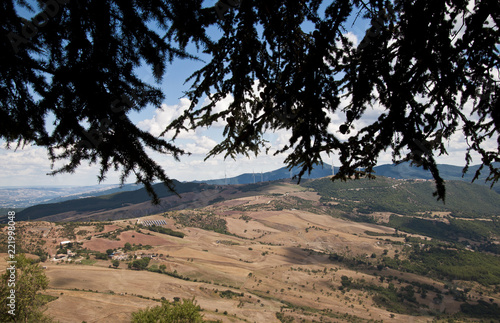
[
  {"xmin": 2, "ymin": 0, "xmax": 499, "ymax": 201},
  {"xmin": 2, "ymin": 0, "xmax": 191, "ymax": 203}
]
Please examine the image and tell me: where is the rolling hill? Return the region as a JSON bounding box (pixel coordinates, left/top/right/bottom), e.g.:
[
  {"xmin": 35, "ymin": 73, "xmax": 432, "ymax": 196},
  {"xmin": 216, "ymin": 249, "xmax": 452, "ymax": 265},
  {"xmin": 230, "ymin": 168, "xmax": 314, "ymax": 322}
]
[
  {"xmin": 373, "ymin": 162, "xmax": 500, "ymax": 189},
  {"xmin": 13, "ymin": 171, "xmax": 500, "ymax": 223},
  {"xmin": 303, "ymin": 176, "xmax": 500, "ymax": 218},
  {"xmin": 3, "ymin": 162, "xmax": 497, "ymax": 210},
  {"xmin": 13, "ymin": 181, "xmax": 220, "ymax": 222},
  {"xmin": 2, "ymin": 178, "xmax": 500, "ymax": 322}
]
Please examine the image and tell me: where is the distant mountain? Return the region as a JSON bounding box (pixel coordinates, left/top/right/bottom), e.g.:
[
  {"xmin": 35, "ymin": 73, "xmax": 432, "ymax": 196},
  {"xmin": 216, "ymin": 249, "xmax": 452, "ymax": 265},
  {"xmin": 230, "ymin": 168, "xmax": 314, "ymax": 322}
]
[
  {"xmin": 195, "ymin": 163, "xmax": 335, "ymax": 185},
  {"xmin": 196, "ymin": 161, "xmax": 499, "ymax": 193}
]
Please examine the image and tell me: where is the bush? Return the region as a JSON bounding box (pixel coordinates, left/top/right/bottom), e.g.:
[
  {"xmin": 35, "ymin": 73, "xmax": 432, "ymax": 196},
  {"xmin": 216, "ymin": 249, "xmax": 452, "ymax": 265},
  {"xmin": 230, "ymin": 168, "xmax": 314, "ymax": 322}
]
[
  {"xmin": 131, "ymin": 298, "xmax": 203, "ymax": 322},
  {"xmin": 124, "ymin": 242, "xmax": 132, "ymax": 251},
  {"xmin": 129, "ymin": 257, "xmax": 150, "ymax": 270},
  {"xmin": 94, "ymin": 252, "xmax": 109, "ymax": 260}
]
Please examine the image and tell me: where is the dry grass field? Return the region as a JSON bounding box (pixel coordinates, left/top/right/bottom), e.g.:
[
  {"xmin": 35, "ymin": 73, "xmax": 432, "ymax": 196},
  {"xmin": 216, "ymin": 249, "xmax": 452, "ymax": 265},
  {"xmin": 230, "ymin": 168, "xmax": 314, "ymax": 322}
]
[{"xmin": 2, "ymin": 181, "xmax": 499, "ymax": 322}]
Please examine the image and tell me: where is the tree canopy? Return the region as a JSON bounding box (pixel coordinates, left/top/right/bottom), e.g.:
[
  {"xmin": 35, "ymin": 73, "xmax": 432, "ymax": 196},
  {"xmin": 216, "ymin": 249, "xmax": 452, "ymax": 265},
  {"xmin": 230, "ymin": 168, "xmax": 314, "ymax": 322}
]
[
  {"xmin": 2, "ymin": 0, "xmax": 499, "ymax": 201},
  {"xmin": 0, "ymin": 254, "xmax": 52, "ymax": 322},
  {"xmin": 131, "ymin": 298, "xmax": 204, "ymax": 323}
]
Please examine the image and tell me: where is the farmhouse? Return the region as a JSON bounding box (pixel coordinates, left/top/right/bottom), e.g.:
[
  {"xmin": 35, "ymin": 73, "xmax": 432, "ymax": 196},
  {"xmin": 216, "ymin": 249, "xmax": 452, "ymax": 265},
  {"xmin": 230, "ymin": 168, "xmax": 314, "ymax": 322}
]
[
  {"xmin": 111, "ymin": 251, "xmax": 129, "ymax": 260},
  {"xmin": 140, "ymin": 254, "xmax": 156, "ymax": 259}
]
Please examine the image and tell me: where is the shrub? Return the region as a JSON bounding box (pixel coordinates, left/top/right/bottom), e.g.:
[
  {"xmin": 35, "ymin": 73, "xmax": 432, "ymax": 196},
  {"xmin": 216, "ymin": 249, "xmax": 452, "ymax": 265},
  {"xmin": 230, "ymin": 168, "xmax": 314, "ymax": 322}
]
[{"xmin": 131, "ymin": 298, "xmax": 203, "ymax": 322}]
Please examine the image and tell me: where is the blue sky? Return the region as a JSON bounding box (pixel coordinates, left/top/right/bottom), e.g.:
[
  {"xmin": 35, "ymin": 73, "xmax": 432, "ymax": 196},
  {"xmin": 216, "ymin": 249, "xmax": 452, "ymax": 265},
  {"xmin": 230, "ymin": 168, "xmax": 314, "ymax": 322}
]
[{"xmin": 1, "ymin": 1, "xmax": 495, "ymax": 187}]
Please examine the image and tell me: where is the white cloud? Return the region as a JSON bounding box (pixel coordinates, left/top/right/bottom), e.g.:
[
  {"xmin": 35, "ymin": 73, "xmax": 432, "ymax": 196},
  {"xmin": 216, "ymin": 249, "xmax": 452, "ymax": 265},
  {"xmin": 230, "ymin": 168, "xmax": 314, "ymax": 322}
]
[
  {"xmin": 183, "ymin": 136, "xmax": 218, "ymax": 155},
  {"xmin": 137, "ymin": 98, "xmax": 192, "ymax": 138},
  {"xmin": 0, "ymin": 143, "xmax": 125, "ymax": 186},
  {"xmin": 344, "ymin": 32, "xmax": 359, "ymax": 47}
]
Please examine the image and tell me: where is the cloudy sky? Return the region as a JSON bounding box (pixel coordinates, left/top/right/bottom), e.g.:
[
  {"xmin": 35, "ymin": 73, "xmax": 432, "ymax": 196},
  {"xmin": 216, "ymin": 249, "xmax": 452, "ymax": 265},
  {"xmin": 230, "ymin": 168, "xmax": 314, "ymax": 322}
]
[{"xmin": 1, "ymin": 2, "xmax": 494, "ymax": 187}]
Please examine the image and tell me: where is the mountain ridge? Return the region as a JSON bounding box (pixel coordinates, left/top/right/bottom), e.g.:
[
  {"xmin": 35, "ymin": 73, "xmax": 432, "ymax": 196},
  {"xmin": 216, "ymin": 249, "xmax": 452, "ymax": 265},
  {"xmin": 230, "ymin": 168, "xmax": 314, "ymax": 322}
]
[
  {"xmin": 5, "ymin": 162, "xmax": 499, "ymax": 219},
  {"xmin": 197, "ymin": 161, "xmax": 499, "ymax": 191}
]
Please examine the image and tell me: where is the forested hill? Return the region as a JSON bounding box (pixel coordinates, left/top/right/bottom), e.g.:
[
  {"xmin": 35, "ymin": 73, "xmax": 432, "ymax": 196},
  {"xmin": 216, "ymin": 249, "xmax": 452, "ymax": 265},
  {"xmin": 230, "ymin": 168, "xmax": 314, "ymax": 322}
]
[
  {"xmin": 373, "ymin": 162, "xmax": 500, "ymax": 193},
  {"xmin": 14, "ymin": 181, "xmax": 217, "ymax": 222},
  {"xmin": 303, "ymin": 177, "xmax": 500, "ymax": 218}
]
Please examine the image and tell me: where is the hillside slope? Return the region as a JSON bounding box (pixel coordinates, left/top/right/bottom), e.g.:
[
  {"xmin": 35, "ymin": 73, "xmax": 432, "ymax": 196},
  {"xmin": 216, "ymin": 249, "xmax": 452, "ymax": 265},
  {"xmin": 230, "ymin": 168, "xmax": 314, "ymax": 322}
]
[
  {"xmin": 14, "ymin": 173, "xmax": 500, "ymax": 223},
  {"xmin": 302, "ymin": 177, "xmax": 500, "ymax": 217},
  {"xmin": 15, "ymin": 181, "xmax": 219, "ymax": 222},
  {"xmin": 4, "ymin": 181, "xmax": 500, "ymax": 322},
  {"xmin": 374, "ymin": 162, "xmax": 500, "ymax": 193}
]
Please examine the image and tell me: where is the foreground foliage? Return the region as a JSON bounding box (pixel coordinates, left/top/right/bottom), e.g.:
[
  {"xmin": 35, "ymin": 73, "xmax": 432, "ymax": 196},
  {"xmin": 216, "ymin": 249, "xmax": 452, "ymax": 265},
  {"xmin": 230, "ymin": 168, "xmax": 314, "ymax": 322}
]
[
  {"xmin": 2, "ymin": 0, "xmax": 499, "ymax": 201},
  {"xmin": 0, "ymin": 254, "xmax": 53, "ymax": 322},
  {"xmin": 131, "ymin": 298, "xmax": 204, "ymax": 323}
]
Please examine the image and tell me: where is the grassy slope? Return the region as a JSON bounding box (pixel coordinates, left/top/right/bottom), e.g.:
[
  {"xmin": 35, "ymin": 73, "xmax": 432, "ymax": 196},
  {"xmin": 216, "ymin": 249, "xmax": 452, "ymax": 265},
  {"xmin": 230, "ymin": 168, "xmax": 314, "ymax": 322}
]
[{"xmin": 302, "ymin": 177, "xmax": 500, "ymax": 217}]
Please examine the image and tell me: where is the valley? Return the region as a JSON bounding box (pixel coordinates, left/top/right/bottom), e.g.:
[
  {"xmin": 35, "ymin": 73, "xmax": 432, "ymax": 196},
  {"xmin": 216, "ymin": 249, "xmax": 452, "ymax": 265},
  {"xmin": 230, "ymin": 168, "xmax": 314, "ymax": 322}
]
[{"xmin": 1, "ymin": 179, "xmax": 500, "ymax": 322}]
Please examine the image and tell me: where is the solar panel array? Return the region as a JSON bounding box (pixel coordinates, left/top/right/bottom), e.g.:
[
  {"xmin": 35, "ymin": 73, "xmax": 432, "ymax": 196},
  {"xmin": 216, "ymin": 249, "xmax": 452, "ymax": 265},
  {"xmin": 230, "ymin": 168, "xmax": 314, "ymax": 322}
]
[{"xmin": 140, "ymin": 219, "xmax": 167, "ymax": 227}]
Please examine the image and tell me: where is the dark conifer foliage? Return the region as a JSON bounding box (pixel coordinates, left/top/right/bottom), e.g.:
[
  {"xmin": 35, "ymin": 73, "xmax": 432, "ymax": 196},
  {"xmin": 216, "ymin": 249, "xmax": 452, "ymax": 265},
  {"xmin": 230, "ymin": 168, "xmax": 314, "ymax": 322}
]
[
  {"xmin": 168, "ymin": 0, "xmax": 500, "ymax": 200},
  {"xmin": 2, "ymin": 0, "xmax": 195, "ymax": 202},
  {"xmin": 2, "ymin": 0, "xmax": 499, "ymax": 202}
]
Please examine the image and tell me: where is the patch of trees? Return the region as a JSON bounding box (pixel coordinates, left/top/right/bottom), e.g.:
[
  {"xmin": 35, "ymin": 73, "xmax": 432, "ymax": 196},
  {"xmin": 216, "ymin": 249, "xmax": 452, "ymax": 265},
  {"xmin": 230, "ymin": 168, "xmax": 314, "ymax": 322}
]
[
  {"xmin": 96, "ymin": 227, "xmax": 126, "ymax": 240},
  {"xmin": 218, "ymin": 289, "xmax": 244, "ymax": 299},
  {"xmin": 337, "ymin": 276, "xmax": 422, "ymax": 315},
  {"xmin": 123, "ymin": 242, "xmax": 153, "ymax": 252},
  {"xmin": 33, "ymin": 247, "xmax": 49, "ymax": 262},
  {"xmin": 328, "ymin": 253, "xmax": 371, "ymax": 269},
  {"xmin": 56, "ymin": 243, "xmax": 73, "ymax": 255},
  {"xmin": 477, "ymin": 242, "xmax": 500, "ymax": 255},
  {"xmin": 124, "ymin": 242, "xmax": 132, "ymax": 251},
  {"xmin": 58, "ymin": 223, "xmax": 80, "ymax": 240},
  {"xmin": 276, "ymin": 312, "xmax": 295, "ymax": 323},
  {"xmin": 139, "ymin": 224, "xmax": 185, "ymax": 238},
  {"xmin": 460, "ymin": 300, "xmax": 500, "ymax": 318},
  {"xmin": 128, "ymin": 257, "xmax": 151, "ymax": 270},
  {"xmin": 364, "ymin": 231, "xmax": 399, "ymax": 237},
  {"xmin": 371, "ymin": 284, "xmax": 421, "ymax": 315},
  {"xmin": 341, "ymin": 213, "xmax": 378, "ymax": 224},
  {"xmin": 94, "ymin": 252, "xmax": 109, "ymax": 260},
  {"xmin": 208, "ymin": 196, "xmax": 225, "ymax": 205},
  {"xmin": 158, "ymin": 269, "xmax": 191, "ymax": 281},
  {"xmin": 239, "ymin": 215, "xmax": 252, "ymax": 222},
  {"xmin": 388, "ymin": 215, "xmax": 500, "ymax": 243},
  {"xmin": 382, "ymin": 247, "xmax": 500, "ymax": 286},
  {"xmin": 174, "ymin": 213, "xmax": 229, "ymax": 235}
]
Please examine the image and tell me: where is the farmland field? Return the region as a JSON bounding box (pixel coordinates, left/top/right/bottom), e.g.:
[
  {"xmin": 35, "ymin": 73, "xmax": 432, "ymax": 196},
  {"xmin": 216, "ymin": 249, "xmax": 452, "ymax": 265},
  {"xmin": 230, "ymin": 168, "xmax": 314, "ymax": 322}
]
[{"xmin": 1, "ymin": 180, "xmax": 500, "ymax": 322}]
